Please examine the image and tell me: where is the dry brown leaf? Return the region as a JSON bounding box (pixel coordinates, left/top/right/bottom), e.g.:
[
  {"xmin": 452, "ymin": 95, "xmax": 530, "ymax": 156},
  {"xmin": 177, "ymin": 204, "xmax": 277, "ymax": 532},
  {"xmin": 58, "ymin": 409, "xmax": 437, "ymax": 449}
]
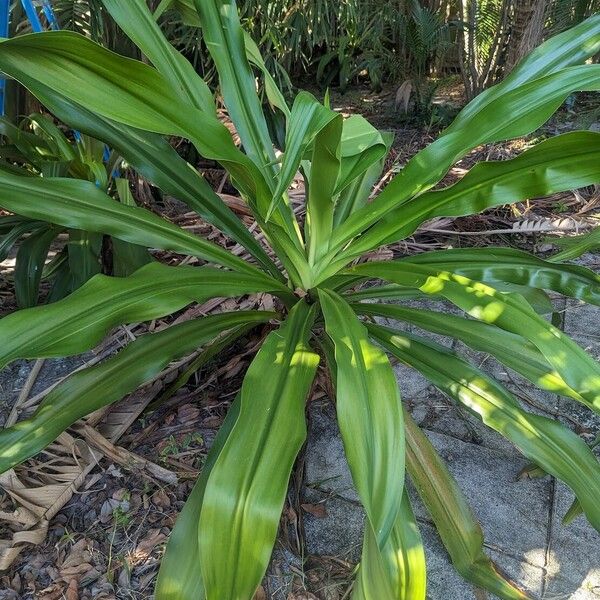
[
  {"xmin": 177, "ymin": 403, "xmax": 201, "ymax": 423},
  {"xmin": 135, "ymin": 528, "xmax": 167, "ymax": 556},
  {"xmin": 301, "ymin": 503, "xmax": 328, "ymax": 518},
  {"xmin": 66, "ymin": 578, "xmax": 79, "ymax": 600},
  {"xmin": 253, "ymin": 586, "xmax": 267, "ymax": 600}
]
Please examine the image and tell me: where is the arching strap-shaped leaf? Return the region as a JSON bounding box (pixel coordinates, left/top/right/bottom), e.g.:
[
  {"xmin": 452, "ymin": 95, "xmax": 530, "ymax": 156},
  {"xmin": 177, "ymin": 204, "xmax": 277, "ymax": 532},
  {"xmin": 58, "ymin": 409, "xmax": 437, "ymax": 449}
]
[
  {"xmin": 370, "ymin": 324, "xmax": 600, "ymax": 533},
  {"xmin": 329, "ymin": 61, "xmax": 600, "ymax": 254},
  {"xmin": 335, "ymin": 115, "xmax": 389, "ymax": 195},
  {"xmin": 242, "ymin": 30, "xmax": 290, "ymax": 118},
  {"xmin": 353, "ymin": 491, "xmax": 426, "ymax": 600},
  {"xmin": 0, "ymin": 170, "xmax": 268, "ymax": 277},
  {"xmin": 334, "ymin": 130, "xmax": 393, "ymax": 227},
  {"xmin": 0, "ymin": 312, "xmax": 270, "ymax": 474},
  {"xmin": 348, "ymin": 10, "xmax": 600, "ymax": 242},
  {"xmin": 347, "ymin": 281, "xmax": 554, "ymax": 315},
  {"xmin": 402, "ymin": 410, "xmax": 529, "ymax": 600},
  {"xmin": 355, "ymin": 303, "xmax": 584, "ymax": 404},
  {"xmin": 14, "ymin": 225, "xmax": 57, "ymax": 308},
  {"xmin": 153, "ymin": 0, "xmax": 289, "ymax": 118},
  {"xmin": 191, "ymin": 1, "xmax": 301, "ymax": 245},
  {"xmin": 363, "ymin": 131, "xmax": 600, "ymax": 250},
  {"xmin": 453, "ymin": 13, "xmax": 600, "ymax": 126},
  {"xmin": 400, "ymin": 247, "xmax": 600, "ymax": 306},
  {"xmin": 155, "ymin": 395, "xmax": 241, "ymax": 600},
  {"xmin": 388, "ymin": 492, "xmax": 426, "ymax": 600},
  {"xmin": 101, "ymin": 0, "xmax": 214, "ymax": 112},
  {"xmin": 306, "ymin": 113, "xmax": 343, "ymax": 264},
  {"xmin": 154, "ymin": 0, "xmax": 200, "ymax": 26},
  {"xmin": 20, "ymin": 84, "xmax": 280, "ymax": 280},
  {"xmin": 0, "ymin": 262, "xmax": 283, "ymax": 369},
  {"xmin": 548, "ymin": 227, "xmax": 600, "ymax": 262},
  {"xmin": 192, "ymin": 0, "xmax": 275, "ymax": 178},
  {"xmin": 319, "ymin": 289, "xmax": 404, "ymax": 597},
  {"xmin": 350, "ymin": 262, "xmax": 600, "ymax": 413},
  {"xmin": 267, "ymin": 91, "xmax": 338, "ymax": 221},
  {"xmin": 198, "ymin": 301, "xmax": 319, "ymax": 600},
  {"xmin": 0, "ymin": 32, "xmax": 270, "ymax": 206}
]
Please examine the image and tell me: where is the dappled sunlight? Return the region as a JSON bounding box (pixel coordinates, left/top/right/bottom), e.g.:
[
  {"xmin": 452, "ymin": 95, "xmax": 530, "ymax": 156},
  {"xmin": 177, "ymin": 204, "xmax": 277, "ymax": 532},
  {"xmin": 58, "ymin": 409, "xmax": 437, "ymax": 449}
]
[{"xmin": 521, "ymin": 548, "xmax": 600, "ymax": 599}]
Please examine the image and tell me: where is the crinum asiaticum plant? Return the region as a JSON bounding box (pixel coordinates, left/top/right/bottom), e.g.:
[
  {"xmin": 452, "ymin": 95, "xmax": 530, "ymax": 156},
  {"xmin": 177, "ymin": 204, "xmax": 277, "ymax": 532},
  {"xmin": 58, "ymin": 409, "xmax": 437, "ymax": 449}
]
[{"xmin": 0, "ymin": 2, "xmax": 599, "ymax": 599}]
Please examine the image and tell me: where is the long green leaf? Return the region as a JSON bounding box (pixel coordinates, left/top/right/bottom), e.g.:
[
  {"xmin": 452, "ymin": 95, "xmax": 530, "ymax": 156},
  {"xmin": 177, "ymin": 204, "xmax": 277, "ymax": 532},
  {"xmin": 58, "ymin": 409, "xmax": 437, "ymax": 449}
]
[
  {"xmin": 198, "ymin": 300, "xmax": 319, "ymax": 600},
  {"xmin": 0, "ymin": 262, "xmax": 283, "ymax": 369},
  {"xmin": 370, "ymin": 324, "xmax": 600, "ymax": 532},
  {"xmin": 306, "ymin": 113, "xmax": 343, "ymax": 264},
  {"xmin": 350, "ymin": 261, "xmax": 600, "ymax": 413},
  {"xmin": 156, "ymin": 395, "xmax": 242, "ymax": 600},
  {"xmin": 0, "ymin": 171, "xmax": 266, "ymax": 277},
  {"xmin": 0, "ymin": 312, "xmax": 272, "ymax": 474},
  {"xmin": 354, "ymin": 302, "xmax": 584, "ymax": 403},
  {"xmin": 101, "ymin": 0, "xmax": 214, "ymax": 112},
  {"xmin": 327, "ymin": 57, "xmax": 600, "ymax": 256},
  {"xmin": 399, "ymin": 247, "xmax": 600, "ymax": 305},
  {"xmin": 353, "ymin": 491, "xmax": 427, "ymax": 600},
  {"xmin": 0, "ymin": 32, "xmax": 270, "ymax": 204},
  {"xmin": 402, "ymin": 410, "xmax": 529, "ymax": 600},
  {"xmin": 17, "ymin": 79, "xmax": 280, "ymax": 278},
  {"xmin": 319, "ymin": 289, "xmax": 404, "ymax": 597},
  {"xmin": 548, "ymin": 227, "xmax": 600, "ymax": 262},
  {"xmin": 14, "ymin": 226, "xmax": 57, "ymax": 308},
  {"xmin": 360, "ymin": 131, "xmax": 600, "ymax": 251},
  {"xmin": 192, "ymin": 0, "xmax": 275, "ymax": 177},
  {"xmin": 267, "ymin": 91, "xmax": 337, "ymax": 220},
  {"xmin": 67, "ymin": 229, "xmax": 103, "ymax": 289}
]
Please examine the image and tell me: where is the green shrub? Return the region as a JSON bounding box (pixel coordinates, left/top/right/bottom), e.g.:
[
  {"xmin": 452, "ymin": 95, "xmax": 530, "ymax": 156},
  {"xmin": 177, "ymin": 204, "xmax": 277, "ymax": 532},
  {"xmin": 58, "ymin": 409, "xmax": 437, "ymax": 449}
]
[
  {"xmin": 0, "ymin": 114, "xmax": 150, "ymax": 306},
  {"xmin": 0, "ymin": 2, "xmax": 599, "ymax": 599}
]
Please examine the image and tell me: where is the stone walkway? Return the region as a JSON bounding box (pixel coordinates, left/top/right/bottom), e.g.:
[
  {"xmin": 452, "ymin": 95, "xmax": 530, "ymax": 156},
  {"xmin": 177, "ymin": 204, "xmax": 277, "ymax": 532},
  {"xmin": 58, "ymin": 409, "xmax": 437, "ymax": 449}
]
[{"xmin": 301, "ymin": 280, "xmax": 600, "ymax": 599}]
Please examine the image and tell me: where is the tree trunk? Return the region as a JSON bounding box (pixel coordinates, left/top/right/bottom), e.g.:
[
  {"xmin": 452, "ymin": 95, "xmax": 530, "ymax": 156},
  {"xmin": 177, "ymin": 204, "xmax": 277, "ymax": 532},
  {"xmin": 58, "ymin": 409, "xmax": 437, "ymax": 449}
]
[{"xmin": 506, "ymin": 0, "xmax": 549, "ymax": 72}]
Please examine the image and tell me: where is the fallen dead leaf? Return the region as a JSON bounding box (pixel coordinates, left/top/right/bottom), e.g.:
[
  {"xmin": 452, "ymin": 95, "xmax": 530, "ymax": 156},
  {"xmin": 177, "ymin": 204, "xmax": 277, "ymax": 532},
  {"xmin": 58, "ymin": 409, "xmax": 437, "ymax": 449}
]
[
  {"xmin": 177, "ymin": 403, "xmax": 201, "ymax": 423},
  {"xmin": 301, "ymin": 503, "xmax": 327, "ymax": 518},
  {"xmin": 253, "ymin": 586, "xmax": 267, "ymax": 600},
  {"xmin": 66, "ymin": 578, "xmax": 78, "ymax": 600}
]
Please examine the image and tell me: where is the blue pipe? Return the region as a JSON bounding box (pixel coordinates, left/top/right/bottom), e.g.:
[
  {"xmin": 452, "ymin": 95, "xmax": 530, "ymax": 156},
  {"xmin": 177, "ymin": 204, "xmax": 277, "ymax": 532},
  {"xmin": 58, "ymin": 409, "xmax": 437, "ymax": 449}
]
[
  {"xmin": 0, "ymin": 0, "xmax": 9, "ymax": 114},
  {"xmin": 20, "ymin": 0, "xmax": 44, "ymax": 33}
]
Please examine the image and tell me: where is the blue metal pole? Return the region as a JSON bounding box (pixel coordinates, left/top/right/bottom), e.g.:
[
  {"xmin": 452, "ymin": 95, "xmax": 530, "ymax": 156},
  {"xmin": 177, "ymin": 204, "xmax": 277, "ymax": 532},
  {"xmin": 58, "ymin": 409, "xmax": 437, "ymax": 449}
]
[
  {"xmin": 41, "ymin": 0, "xmax": 59, "ymax": 30},
  {"xmin": 0, "ymin": 0, "xmax": 9, "ymax": 115},
  {"xmin": 20, "ymin": 0, "xmax": 44, "ymax": 33}
]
